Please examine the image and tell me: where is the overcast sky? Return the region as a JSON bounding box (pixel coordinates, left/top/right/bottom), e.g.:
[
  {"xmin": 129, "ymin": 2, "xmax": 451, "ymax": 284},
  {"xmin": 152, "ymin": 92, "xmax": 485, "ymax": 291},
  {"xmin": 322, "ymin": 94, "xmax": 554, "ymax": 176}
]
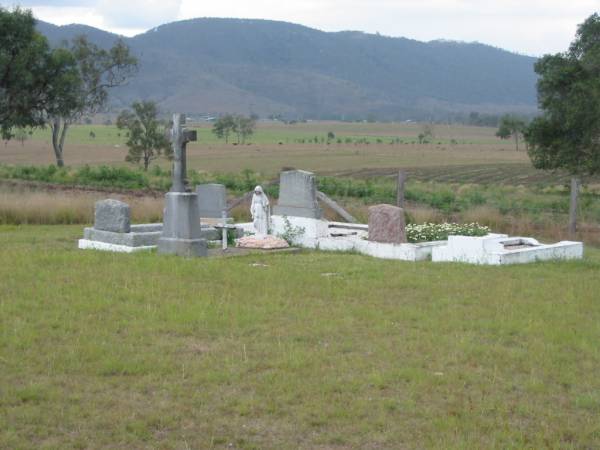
[{"xmin": 3, "ymin": 0, "xmax": 598, "ymax": 56}]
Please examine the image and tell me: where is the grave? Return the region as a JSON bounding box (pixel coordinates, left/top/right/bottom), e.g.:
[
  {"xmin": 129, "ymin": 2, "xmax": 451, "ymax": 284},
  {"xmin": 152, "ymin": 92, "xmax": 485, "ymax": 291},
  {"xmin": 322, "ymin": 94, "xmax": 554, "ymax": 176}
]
[
  {"xmin": 271, "ymin": 170, "xmax": 329, "ymax": 247},
  {"xmin": 78, "ymin": 199, "xmax": 162, "ymax": 253},
  {"xmin": 431, "ymin": 234, "xmax": 583, "ymax": 265},
  {"xmin": 317, "ymin": 222, "xmax": 444, "ymax": 261},
  {"xmin": 158, "ymin": 113, "xmax": 208, "ymax": 257}
]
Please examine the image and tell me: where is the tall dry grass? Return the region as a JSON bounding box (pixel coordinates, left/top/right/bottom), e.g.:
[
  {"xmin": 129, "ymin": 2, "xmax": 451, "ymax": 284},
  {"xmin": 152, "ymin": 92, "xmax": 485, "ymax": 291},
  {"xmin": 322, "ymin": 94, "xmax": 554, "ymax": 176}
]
[
  {"xmin": 2, "ymin": 186, "xmax": 599, "ymax": 246},
  {"xmin": 0, "ymin": 187, "xmax": 163, "ymax": 225}
]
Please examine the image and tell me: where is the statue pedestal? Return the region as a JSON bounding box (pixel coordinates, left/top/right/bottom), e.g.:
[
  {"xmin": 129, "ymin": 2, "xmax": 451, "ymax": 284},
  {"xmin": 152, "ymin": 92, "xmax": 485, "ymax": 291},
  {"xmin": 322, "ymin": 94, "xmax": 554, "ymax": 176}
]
[{"xmin": 158, "ymin": 192, "xmax": 207, "ymax": 257}]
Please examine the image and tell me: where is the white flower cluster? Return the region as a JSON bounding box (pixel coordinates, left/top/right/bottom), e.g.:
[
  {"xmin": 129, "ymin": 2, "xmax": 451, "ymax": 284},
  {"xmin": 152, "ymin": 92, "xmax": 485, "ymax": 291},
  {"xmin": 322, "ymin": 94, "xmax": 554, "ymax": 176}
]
[{"xmin": 406, "ymin": 222, "xmax": 490, "ymax": 243}]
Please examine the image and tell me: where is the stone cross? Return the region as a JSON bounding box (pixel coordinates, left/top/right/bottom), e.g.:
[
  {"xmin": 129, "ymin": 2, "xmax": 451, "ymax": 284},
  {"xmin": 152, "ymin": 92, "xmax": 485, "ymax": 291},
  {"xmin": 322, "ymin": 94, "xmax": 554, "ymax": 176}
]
[{"xmin": 170, "ymin": 113, "xmax": 197, "ymax": 193}]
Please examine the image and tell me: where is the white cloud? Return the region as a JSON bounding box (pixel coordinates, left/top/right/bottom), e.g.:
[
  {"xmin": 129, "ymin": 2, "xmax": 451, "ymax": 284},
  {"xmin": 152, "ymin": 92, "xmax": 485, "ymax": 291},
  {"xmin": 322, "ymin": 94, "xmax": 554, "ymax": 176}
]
[
  {"xmin": 4, "ymin": 0, "xmax": 598, "ymax": 54},
  {"xmin": 97, "ymin": 0, "xmax": 182, "ymax": 29}
]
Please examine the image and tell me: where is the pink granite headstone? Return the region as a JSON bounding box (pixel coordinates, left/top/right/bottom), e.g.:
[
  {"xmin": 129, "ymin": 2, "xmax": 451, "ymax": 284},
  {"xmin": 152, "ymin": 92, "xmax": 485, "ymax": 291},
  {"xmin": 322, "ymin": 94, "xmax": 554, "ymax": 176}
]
[{"xmin": 368, "ymin": 204, "xmax": 407, "ymax": 244}]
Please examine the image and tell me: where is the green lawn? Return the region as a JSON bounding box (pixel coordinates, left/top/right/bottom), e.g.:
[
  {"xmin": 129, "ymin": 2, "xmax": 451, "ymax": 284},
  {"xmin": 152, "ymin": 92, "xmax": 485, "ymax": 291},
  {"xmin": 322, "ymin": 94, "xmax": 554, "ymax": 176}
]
[{"xmin": 1, "ymin": 226, "xmax": 600, "ymax": 449}]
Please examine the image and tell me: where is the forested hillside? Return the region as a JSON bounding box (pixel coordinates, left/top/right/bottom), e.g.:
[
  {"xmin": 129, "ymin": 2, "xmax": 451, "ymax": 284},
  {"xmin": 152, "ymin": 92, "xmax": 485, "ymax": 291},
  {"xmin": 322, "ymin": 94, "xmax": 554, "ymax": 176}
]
[{"xmin": 37, "ymin": 18, "xmax": 538, "ymax": 120}]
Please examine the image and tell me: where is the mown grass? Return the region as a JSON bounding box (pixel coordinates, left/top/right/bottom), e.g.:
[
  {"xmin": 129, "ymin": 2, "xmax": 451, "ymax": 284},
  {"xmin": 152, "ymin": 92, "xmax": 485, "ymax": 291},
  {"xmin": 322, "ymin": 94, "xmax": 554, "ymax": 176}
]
[{"xmin": 1, "ymin": 225, "xmax": 600, "ymax": 449}]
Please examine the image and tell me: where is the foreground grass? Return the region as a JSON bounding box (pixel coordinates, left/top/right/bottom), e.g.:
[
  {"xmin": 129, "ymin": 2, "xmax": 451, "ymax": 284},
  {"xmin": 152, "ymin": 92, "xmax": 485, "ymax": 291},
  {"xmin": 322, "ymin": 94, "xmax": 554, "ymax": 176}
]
[{"xmin": 1, "ymin": 226, "xmax": 600, "ymax": 449}]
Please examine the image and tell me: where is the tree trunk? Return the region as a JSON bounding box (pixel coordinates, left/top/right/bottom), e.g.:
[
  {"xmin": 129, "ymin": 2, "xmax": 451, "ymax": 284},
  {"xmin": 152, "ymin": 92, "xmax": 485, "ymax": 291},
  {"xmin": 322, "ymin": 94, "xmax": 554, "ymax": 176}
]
[
  {"xmin": 50, "ymin": 117, "xmax": 69, "ymax": 167},
  {"xmin": 396, "ymin": 170, "xmax": 407, "ymax": 208},
  {"xmin": 514, "ymin": 133, "xmax": 519, "ymax": 151},
  {"xmin": 568, "ymin": 177, "xmax": 579, "ymax": 235}
]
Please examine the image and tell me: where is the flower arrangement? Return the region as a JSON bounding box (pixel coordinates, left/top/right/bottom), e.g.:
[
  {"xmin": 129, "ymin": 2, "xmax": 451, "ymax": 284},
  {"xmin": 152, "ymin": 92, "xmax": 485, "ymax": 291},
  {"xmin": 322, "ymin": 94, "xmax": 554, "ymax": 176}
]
[{"xmin": 406, "ymin": 222, "xmax": 490, "ymax": 243}]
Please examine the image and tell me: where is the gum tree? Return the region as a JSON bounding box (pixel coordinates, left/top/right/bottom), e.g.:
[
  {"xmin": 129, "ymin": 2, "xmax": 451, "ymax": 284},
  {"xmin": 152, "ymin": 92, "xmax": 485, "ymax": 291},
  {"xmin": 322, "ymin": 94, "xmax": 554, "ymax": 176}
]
[
  {"xmin": 117, "ymin": 101, "xmax": 171, "ymax": 171},
  {"xmin": 212, "ymin": 114, "xmax": 236, "ymax": 143},
  {"xmin": 496, "ymin": 115, "xmax": 527, "ymax": 151},
  {"xmin": 48, "ymin": 36, "xmax": 137, "ymax": 167},
  {"xmin": 525, "ymin": 13, "xmax": 600, "ymax": 234},
  {"xmin": 0, "ymin": 7, "xmax": 79, "ymax": 139}
]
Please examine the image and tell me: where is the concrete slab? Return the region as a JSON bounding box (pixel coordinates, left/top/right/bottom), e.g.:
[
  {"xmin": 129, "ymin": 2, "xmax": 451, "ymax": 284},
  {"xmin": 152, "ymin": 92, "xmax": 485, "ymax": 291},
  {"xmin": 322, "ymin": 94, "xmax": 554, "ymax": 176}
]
[
  {"xmin": 432, "ymin": 234, "xmax": 584, "ymax": 265},
  {"xmin": 78, "ymin": 239, "xmax": 154, "ymax": 253}
]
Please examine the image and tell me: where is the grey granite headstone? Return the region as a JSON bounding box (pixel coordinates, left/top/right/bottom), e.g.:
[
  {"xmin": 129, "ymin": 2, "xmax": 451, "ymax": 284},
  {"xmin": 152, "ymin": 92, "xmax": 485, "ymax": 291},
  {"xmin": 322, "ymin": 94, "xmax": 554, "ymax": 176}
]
[
  {"xmin": 196, "ymin": 184, "xmax": 227, "ymax": 218},
  {"xmin": 158, "ymin": 114, "xmax": 206, "ymax": 257},
  {"xmin": 94, "ymin": 199, "xmax": 131, "ymax": 233},
  {"xmin": 158, "ymin": 192, "xmax": 207, "ymax": 257},
  {"xmin": 273, "ymin": 170, "xmax": 322, "ymax": 219}
]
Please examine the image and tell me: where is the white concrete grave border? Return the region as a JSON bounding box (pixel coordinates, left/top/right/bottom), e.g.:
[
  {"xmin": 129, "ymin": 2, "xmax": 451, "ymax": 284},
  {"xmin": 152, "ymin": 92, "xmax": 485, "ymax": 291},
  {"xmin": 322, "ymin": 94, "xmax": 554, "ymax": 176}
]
[
  {"xmin": 432, "ymin": 234, "xmax": 583, "ymax": 265},
  {"xmin": 247, "ymin": 216, "xmax": 584, "ymax": 264}
]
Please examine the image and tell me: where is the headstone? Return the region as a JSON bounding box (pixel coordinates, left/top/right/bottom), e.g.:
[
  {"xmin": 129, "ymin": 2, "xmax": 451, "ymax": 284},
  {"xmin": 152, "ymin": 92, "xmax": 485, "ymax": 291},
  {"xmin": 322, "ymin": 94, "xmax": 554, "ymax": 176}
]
[
  {"xmin": 273, "ymin": 170, "xmax": 322, "ymax": 219},
  {"xmin": 80, "ymin": 199, "xmax": 163, "ymax": 252},
  {"xmin": 196, "ymin": 184, "xmax": 227, "ymax": 218},
  {"xmin": 94, "ymin": 199, "xmax": 131, "ymax": 233},
  {"xmin": 368, "ymin": 204, "xmax": 406, "ymax": 244},
  {"xmin": 158, "ymin": 113, "xmax": 207, "ymax": 257}
]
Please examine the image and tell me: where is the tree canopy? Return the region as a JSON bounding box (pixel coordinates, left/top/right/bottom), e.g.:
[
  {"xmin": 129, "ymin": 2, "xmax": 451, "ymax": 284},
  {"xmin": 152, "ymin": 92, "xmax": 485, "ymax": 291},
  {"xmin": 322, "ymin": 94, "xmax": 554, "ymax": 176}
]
[
  {"xmin": 525, "ymin": 13, "xmax": 600, "ymax": 176},
  {"xmin": 0, "ymin": 7, "xmax": 80, "ymax": 139},
  {"xmin": 496, "ymin": 115, "xmax": 527, "ymax": 151},
  {"xmin": 212, "ymin": 114, "xmax": 257, "ymax": 144},
  {"xmin": 1, "ymin": 7, "xmax": 137, "ymax": 166},
  {"xmin": 117, "ymin": 101, "xmax": 171, "ymax": 171},
  {"xmin": 48, "ymin": 35, "xmax": 137, "ymax": 166}
]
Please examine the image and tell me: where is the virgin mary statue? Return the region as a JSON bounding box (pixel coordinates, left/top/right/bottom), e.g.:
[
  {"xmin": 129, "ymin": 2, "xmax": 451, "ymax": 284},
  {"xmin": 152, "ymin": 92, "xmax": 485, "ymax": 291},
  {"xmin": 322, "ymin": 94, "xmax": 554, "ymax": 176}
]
[{"xmin": 250, "ymin": 185, "xmax": 270, "ymax": 236}]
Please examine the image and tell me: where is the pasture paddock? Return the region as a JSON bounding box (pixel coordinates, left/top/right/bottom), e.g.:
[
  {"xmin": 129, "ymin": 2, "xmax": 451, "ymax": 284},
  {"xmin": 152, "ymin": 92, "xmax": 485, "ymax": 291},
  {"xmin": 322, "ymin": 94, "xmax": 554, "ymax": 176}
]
[{"xmin": 2, "ymin": 122, "xmax": 530, "ymax": 175}]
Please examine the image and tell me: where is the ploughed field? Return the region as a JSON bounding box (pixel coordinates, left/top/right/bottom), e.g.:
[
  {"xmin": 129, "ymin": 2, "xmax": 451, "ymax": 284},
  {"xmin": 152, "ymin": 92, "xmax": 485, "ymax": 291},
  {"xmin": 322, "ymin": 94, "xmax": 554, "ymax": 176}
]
[{"xmin": 1, "ymin": 225, "xmax": 600, "ymax": 449}]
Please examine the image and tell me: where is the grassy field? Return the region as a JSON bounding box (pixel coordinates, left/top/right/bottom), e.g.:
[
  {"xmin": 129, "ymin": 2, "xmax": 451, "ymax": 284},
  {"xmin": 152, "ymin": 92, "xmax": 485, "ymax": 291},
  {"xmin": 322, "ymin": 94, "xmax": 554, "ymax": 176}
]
[
  {"xmin": 1, "ymin": 122, "xmax": 530, "ymax": 175},
  {"xmin": 1, "ymin": 225, "xmax": 600, "ymax": 449}
]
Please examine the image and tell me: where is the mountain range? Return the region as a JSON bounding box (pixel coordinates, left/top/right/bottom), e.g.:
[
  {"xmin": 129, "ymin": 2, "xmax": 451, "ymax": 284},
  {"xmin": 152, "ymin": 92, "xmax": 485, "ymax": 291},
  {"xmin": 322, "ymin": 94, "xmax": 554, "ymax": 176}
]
[{"xmin": 36, "ymin": 18, "xmax": 539, "ymax": 121}]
